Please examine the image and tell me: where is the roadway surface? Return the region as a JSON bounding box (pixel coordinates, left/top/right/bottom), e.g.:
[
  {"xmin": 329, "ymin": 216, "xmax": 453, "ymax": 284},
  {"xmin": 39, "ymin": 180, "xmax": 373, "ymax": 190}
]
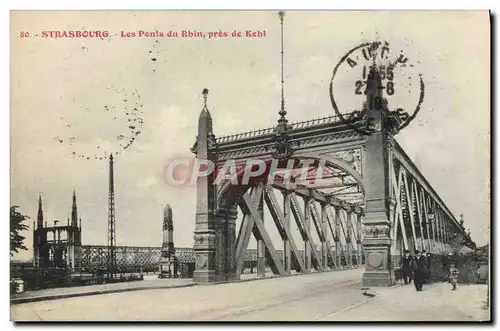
[{"xmin": 11, "ymin": 268, "xmax": 366, "ymax": 321}]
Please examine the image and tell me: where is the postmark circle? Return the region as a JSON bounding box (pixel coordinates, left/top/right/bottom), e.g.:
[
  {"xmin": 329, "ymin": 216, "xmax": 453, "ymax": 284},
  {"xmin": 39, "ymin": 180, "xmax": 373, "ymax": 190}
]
[{"xmin": 329, "ymin": 41, "xmax": 425, "ymax": 135}]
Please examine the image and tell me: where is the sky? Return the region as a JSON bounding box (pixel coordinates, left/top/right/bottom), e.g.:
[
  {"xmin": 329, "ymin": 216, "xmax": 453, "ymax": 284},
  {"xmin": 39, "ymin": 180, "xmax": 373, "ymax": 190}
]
[{"xmin": 10, "ymin": 11, "xmax": 490, "ymax": 261}]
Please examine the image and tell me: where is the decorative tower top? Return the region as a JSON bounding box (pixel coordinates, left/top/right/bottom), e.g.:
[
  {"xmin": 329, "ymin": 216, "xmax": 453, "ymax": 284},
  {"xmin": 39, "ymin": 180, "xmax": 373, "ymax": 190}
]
[
  {"xmin": 37, "ymin": 194, "xmax": 44, "ymax": 229},
  {"xmin": 71, "ymin": 189, "xmax": 78, "ymax": 227},
  {"xmin": 198, "ymin": 88, "xmax": 213, "ymax": 133},
  {"xmin": 366, "ymin": 66, "xmax": 384, "ymax": 104},
  {"xmin": 363, "ymin": 65, "xmax": 391, "ymax": 134},
  {"xmin": 278, "ymin": 12, "xmax": 286, "ymax": 118},
  {"xmin": 163, "ymin": 204, "xmax": 173, "ymax": 231},
  {"xmin": 203, "ymin": 88, "xmax": 209, "ymax": 110},
  {"xmin": 272, "ymin": 10, "xmax": 294, "ymax": 160},
  {"xmin": 276, "ymin": 10, "xmax": 291, "ymax": 134},
  {"xmin": 109, "ymin": 153, "xmax": 114, "ymax": 192},
  {"xmin": 193, "ymin": 87, "xmax": 216, "ymax": 155},
  {"xmin": 164, "ymin": 204, "xmax": 172, "ymax": 216},
  {"xmin": 460, "ymin": 213, "xmax": 464, "ymax": 227}
]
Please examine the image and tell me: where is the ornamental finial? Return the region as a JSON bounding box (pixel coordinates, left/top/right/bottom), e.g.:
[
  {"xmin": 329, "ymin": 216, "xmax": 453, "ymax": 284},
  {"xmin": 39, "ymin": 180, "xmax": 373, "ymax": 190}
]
[
  {"xmin": 278, "ymin": 10, "xmax": 287, "ymax": 125},
  {"xmin": 202, "ymin": 88, "xmax": 209, "ymax": 109}
]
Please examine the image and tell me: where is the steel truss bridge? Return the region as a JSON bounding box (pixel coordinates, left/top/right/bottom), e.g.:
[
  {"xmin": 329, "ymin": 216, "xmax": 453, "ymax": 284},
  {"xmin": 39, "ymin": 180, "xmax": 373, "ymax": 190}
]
[
  {"xmin": 191, "ymin": 72, "xmax": 475, "ymax": 287},
  {"xmin": 28, "ymin": 52, "xmax": 474, "ymax": 289},
  {"xmin": 77, "ymin": 245, "xmax": 357, "ymax": 275},
  {"xmin": 26, "ymin": 76, "xmax": 475, "ymax": 289}
]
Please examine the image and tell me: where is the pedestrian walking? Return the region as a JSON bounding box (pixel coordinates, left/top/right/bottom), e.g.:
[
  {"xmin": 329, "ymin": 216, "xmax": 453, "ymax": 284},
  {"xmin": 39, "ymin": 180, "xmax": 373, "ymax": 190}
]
[
  {"xmin": 412, "ymin": 250, "xmax": 426, "ymax": 291},
  {"xmin": 449, "ymin": 262, "xmax": 460, "ymax": 291},
  {"xmin": 421, "ymin": 249, "xmax": 429, "ymax": 283},
  {"xmin": 425, "ymin": 252, "xmax": 432, "ymax": 282},
  {"xmin": 399, "ymin": 250, "xmax": 413, "ymax": 285}
]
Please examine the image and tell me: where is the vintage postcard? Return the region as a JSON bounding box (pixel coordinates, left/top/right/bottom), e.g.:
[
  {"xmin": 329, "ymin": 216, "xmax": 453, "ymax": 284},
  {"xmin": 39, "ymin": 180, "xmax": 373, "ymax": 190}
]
[{"xmin": 10, "ymin": 10, "xmax": 490, "ymax": 322}]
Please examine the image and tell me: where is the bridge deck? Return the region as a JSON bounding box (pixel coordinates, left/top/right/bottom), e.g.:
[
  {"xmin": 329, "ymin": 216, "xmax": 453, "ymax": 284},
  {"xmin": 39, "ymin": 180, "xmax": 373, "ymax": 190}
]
[
  {"xmin": 12, "ymin": 268, "xmax": 364, "ymax": 321},
  {"xmin": 324, "ymin": 282, "xmax": 489, "ymax": 322}
]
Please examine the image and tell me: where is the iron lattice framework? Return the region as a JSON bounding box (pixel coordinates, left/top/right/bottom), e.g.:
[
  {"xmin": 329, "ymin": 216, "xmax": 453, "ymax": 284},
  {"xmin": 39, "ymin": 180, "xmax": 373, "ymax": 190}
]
[
  {"xmin": 388, "ymin": 142, "xmax": 475, "ymax": 258},
  {"xmin": 107, "ymin": 154, "xmax": 116, "ymax": 277},
  {"xmin": 76, "ymin": 245, "xmax": 354, "ymax": 274},
  {"xmin": 192, "ymin": 91, "xmax": 369, "ymax": 284},
  {"xmin": 80, "ymin": 245, "xmax": 186, "ymax": 273},
  {"xmin": 191, "ymin": 26, "xmax": 473, "ymax": 286},
  {"xmin": 192, "ymin": 97, "xmax": 473, "ymax": 286}
]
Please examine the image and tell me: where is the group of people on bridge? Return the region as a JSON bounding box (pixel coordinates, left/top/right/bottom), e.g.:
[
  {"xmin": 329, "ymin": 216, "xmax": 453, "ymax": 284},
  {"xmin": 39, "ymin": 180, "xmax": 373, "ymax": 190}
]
[
  {"xmin": 399, "ymin": 250, "xmax": 432, "ymax": 291},
  {"xmin": 399, "ymin": 249, "xmax": 461, "ymax": 292}
]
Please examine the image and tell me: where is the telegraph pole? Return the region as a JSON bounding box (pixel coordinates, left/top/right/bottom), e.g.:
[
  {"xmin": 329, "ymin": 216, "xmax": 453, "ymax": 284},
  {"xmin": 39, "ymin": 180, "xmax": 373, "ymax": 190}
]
[{"xmin": 108, "ymin": 154, "xmax": 116, "ymax": 279}]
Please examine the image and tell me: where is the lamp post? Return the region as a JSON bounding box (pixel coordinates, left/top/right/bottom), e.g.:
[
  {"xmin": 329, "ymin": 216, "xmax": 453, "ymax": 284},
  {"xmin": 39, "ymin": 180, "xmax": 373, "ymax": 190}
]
[{"xmin": 427, "ymin": 212, "xmax": 435, "ymax": 252}]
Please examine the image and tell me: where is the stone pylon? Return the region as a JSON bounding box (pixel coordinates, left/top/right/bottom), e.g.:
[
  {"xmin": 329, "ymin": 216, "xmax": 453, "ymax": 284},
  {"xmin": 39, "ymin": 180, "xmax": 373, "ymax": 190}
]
[
  {"xmin": 158, "ymin": 204, "xmax": 178, "ymax": 278},
  {"xmin": 362, "ymin": 66, "xmax": 395, "ymax": 287},
  {"xmin": 192, "ymin": 88, "xmax": 217, "ymax": 283}
]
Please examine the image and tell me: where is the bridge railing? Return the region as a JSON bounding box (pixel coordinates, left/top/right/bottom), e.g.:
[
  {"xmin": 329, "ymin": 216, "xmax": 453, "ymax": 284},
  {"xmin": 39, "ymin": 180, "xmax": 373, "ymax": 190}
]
[{"xmin": 215, "ymin": 114, "xmax": 344, "ymax": 144}]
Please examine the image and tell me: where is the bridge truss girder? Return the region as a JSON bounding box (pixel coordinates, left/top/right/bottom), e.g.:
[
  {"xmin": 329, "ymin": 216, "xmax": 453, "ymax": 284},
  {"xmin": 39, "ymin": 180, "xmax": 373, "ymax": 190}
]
[
  {"xmin": 192, "ymin": 102, "xmax": 473, "ymax": 287},
  {"xmin": 388, "ymin": 142, "xmax": 475, "ymax": 266},
  {"xmin": 233, "ymin": 181, "xmax": 364, "ymax": 281}
]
